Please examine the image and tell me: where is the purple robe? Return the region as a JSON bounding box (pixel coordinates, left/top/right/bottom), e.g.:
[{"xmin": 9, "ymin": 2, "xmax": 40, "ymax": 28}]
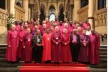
[
  {"xmin": 51, "ymin": 31, "xmax": 62, "ymax": 62},
  {"xmin": 89, "ymin": 33, "xmax": 100, "ymax": 64},
  {"xmin": 78, "ymin": 34, "xmax": 90, "ymax": 62},
  {"xmin": 61, "ymin": 33, "xmax": 72, "ymax": 63},
  {"xmin": 23, "ymin": 33, "xmax": 33, "ymax": 62}
]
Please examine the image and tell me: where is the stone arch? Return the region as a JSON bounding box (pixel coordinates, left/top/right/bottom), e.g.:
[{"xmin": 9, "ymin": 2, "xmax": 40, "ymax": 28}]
[
  {"xmin": 48, "ymin": 4, "xmax": 57, "ymax": 13},
  {"xmin": 49, "ymin": 5, "xmax": 55, "ymax": 14},
  {"xmin": 49, "ymin": 5, "xmax": 56, "ymax": 21}
]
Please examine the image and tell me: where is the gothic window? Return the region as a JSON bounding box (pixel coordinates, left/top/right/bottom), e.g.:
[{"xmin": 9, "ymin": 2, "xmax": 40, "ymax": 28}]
[
  {"xmin": 98, "ymin": 0, "xmax": 106, "ymax": 10},
  {"xmin": 0, "ymin": 0, "xmax": 5, "ymax": 9},
  {"xmin": 81, "ymin": 0, "xmax": 88, "ymax": 8}
]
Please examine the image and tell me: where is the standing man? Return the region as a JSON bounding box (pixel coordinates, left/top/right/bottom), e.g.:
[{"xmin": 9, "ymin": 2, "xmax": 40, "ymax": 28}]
[
  {"xmin": 23, "ymin": 28, "xmax": 33, "ymax": 63},
  {"xmin": 42, "ymin": 28, "xmax": 52, "ymax": 62},
  {"xmin": 18, "ymin": 26, "xmax": 25, "ymax": 59},
  {"xmin": 70, "ymin": 29, "xmax": 80, "ymax": 63},
  {"xmin": 32, "ymin": 30, "xmax": 43, "ymax": 63},
  {"xmin": 78, "ymin": 30, "xmax": 90, "ymax": 63},
  {"xmin": 51, "ymin": 26, "xmax": 62, "ymax": 63},
  {"xmin": 89, "ymin": 30, "xmax": 100, "ymax": 64},
  {"xmin": 61, "ymin": 29, "xmax": 72, "ymax": 63},
  {"xmin": 6, "ymin": 25, "xmax": 19, "ymax": 62}
]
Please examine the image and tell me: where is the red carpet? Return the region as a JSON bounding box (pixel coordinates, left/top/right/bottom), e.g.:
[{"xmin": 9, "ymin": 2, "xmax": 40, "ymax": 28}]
[{"xmin": 20, "ymin": 63, "xmax": 89, "ymax": 72}]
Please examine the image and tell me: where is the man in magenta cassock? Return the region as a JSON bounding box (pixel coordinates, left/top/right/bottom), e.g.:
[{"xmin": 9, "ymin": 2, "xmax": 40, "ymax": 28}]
[
  {"xmin": 78, "ymin": 30, "xmax": 90, "ymax": 63},
  {"xmin": 23, "ymin": 28, "xmax": 33, "ymax": 63},
  {"xmin": 18, "ymin": 26, "xmax": 25, "ymax": 59},
  {"xmin": 89, "ymin": 30, "xmax": 100, "ymax": 64},
  {"xmin": 51, "ymin": 26, "xmax": 62, "ymax": 63},
  {"xmin": 6, "ymin": 25, "xmax": 19, "ymax": 62},
  {"xmin": 61, "ymin": 28, "xmax": 72, "ymax": 63}
]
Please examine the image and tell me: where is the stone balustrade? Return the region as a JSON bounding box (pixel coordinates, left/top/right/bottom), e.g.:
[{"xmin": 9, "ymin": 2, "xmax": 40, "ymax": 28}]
[
  {"xmin": 0, "ymin": 8, "xmax": 8, "ymax": 35},
  {"xmin": 15, "ymin": 5, "xmax": 25, "ymax": 21},
  {"xmin": 94, "ymin": 8, "xmax": 107, "ymax": 27},
  {"xmin": 77, "ymin": 5, "xmax": 88, "ymax": 22},
  {"xmin": 0, "ymin": 8, "xmax": 8, "ymax": 26}
]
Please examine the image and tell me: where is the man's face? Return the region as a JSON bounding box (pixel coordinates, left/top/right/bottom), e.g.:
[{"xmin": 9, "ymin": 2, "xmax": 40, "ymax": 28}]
[
  {"xmin": 30, "ymin": 18, "xmax": 34, "ymax": 22},
  {"xmin": 20, "ymin": 26, "xmax": 24, "ymax": 30},
  {"xmin": 24, "ymin": 23, "xmax": 28, "ymax": 28},
  {"xmin": 37, "ymin": 30, "xmax": 40, "ymax": 35},
  {"xmin": 43, "ymin": 24, "xmax": 46, "ymax": 28},
  {"xmin": 87, "ymin": 26, "xmax": 91, "ymax": 30},
  {"xmin": 46, "ymin": 29, "xmax": 50, "ymax": 33},
  {"xmin": 55, "ymin": 27, "xmax": 59, "ymax": 32},
  {"xmin": 82, "ymin": 30, "xmax": 86, "ymax": 34},
  {"xmin": 27, "ymin": 29, "xmax": 31, "ymax": 33}
]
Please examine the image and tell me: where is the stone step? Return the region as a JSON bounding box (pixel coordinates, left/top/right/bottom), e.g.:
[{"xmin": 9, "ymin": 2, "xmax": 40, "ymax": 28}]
[
  {"xmin": 99, "ymin": 48, "xmax": 107, "ymax": 51},
  {"xmin": 0, "ymin": 61, "xmax": 21, "ymax": 67},
  {"xmin": 89, "ymin": 63, "xmax": 107, "ymax": 68},
  {"xmin": 100, "ymin": 58, "xmax": 107, "ymax": 63},
  {"xmin": 90, "ymin": 68, "xmax": 107, "ymax": 72},
  {"xmin": 99, "ymin": 51, "xmax": 107, "ymax": 55},
  {"xmin": 0, "ymin": 67, "xmax": 19, "ymax": 72},
  {"xmin": 0, "ymin": 54, "xmax": 5, "ymax": 58},
  {"xmin": 0, "ymin": 44, "xmax": 7, "ymax": 47},
  {"xmin": 0, "ymin": 50, "xmax": 6, "ymax": 54},
  {"xmin": 100, "ymin": 55, "xmax": 107, "ymax": 58},
  {"xmin": 100, "ymin": 45, "xmax": 107, "ymax": 48}
]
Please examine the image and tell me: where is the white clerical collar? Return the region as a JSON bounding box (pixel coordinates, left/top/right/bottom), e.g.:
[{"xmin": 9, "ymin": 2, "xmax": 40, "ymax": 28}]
[{"xmin": 86, "ymin": 30, "xmax": 91, "ymax": 35}]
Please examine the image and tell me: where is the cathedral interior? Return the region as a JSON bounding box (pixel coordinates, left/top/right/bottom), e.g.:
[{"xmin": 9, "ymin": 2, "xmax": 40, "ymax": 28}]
[{"xmin": 0, "ymin": 0, "xmax": 107, "ymax": 72}]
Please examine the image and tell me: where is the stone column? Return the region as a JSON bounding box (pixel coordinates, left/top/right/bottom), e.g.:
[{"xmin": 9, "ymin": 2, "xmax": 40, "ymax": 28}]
[
  {"xmin": 10, "ymin": 0, "xmax": 15, "ymax": 15},
  {"xmin": 29, "ymin": 4, "xmax": 35, "ymax": 19},
  {"xmin": 73, "ymin": 0, "xmax": 80, "ymax": 21},
  {"xmin": 23, "ymin": 0, "xmax": 28, "ymax": 21},
  {"xmin": 46, "ymin": 13, "xmax": 49, "ymax": 19},
  {"xmin": 88, "ymin": 0, "xmax": 94, "ymax": 29},
  {"xmin": 55, "ymin": 13, "xmax": 58, "ymax": 19},
  {"xmin": 38, "ymin": 12, "xmax": 40, "ymax": 21},
  {"xmin": 28, "ymin": 7, "xmax": 31, "ymax": 20}
]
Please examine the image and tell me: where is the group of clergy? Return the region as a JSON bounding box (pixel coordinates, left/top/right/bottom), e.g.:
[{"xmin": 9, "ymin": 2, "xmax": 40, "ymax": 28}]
[{"xmin": 6, "ymin": 18, "xmax": 100, "ymax": 65}]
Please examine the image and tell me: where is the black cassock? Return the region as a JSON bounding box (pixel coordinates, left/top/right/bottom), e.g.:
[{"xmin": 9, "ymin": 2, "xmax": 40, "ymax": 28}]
[
  {"xmin": 70, "ymin": 34, "xmax": 81, "ymax": 62},
  {"xmin": 32, "ymin": 34, "xmax": 43, "ymax": 63}
]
